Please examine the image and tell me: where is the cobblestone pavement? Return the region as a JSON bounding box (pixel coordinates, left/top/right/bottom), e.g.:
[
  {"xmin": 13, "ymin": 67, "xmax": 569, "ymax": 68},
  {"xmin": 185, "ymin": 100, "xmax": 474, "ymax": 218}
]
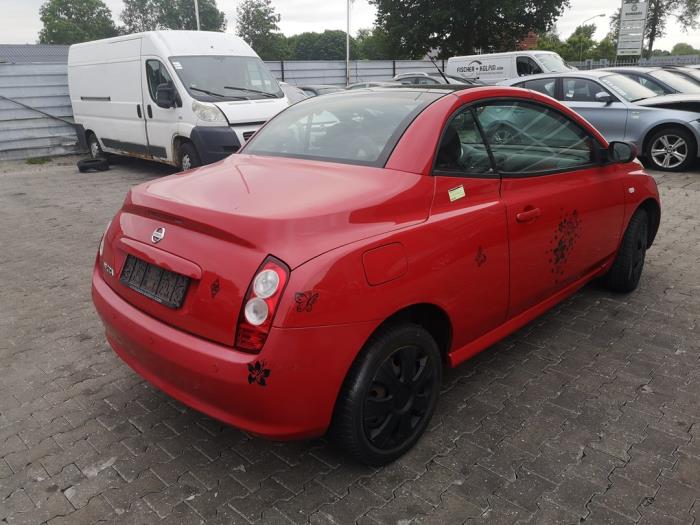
[{"xmin": 1, "ymin": 155, "xmax": 699, "ymax": 524}]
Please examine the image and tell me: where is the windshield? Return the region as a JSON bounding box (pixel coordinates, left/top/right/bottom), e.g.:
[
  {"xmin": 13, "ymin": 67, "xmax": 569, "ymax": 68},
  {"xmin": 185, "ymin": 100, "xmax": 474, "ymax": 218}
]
[
  {"xmin": 649, "ymin": 69, "xmax": 700, "ymax": 93},
  {"xmin": 535, "ymin": 53, "xmax": 571, "ymax": 73},
  {"xmin": 169, "ymin": 55, "xmax": 283, "ymax": 102},
  {"xmin": 243, "ymin": 90, "xmax": 443, "ymax": 166},
  {"xmin": 599, "ymin": 74, "xmax": 657, "ymax": 102}
]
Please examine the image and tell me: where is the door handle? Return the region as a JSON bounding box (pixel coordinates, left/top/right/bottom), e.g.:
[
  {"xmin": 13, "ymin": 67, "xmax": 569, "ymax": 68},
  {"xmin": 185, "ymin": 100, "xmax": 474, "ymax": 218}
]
[
  {"xmin": 516, "ymin": 207, "xmax": 541, "ymax": 222},
  {"xmin": 137, "ymin": 104, "xmax": 142, "ymax": 118},
  {"xmin": 147, "ymin": 105, "xmax": 153, "ymax": 119}
]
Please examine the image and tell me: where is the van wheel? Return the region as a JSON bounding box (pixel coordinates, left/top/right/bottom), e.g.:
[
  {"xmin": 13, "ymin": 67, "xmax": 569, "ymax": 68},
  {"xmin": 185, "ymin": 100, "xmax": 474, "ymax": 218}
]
[
  {"xmin": 644, "ymin": 126, "xmax": 696, "ymax": 172},
  {"xmin": 179, "ymin": 142, "xmax": 201, "ymax": 171},
  {"xmin": 604, "ymin": 209, "xmax": 648, "ymax": 293},
  {"xmin": 87, "ymin": 133, "xmax": 105, "ymax": 160},
  {"xmin": 330, "ymin": 322, "xmax": 442, "ymax": 466}
]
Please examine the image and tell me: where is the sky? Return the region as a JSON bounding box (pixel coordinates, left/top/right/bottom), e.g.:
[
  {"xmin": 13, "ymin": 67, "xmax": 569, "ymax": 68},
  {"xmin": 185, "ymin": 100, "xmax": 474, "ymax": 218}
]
[{"xmin": 3, "ymin": 0, "xmax": 700, "ymax": 51}]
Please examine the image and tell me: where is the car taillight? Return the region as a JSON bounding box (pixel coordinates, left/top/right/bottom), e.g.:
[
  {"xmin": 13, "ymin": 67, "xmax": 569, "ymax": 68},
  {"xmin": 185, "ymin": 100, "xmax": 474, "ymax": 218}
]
[
  {"xmin": 235, "ymin": 256, "xmax": 289, "ymax": 353},
  {"xmin": 98, "ymin": 220, "xmax": 112, "ymax": 258}
]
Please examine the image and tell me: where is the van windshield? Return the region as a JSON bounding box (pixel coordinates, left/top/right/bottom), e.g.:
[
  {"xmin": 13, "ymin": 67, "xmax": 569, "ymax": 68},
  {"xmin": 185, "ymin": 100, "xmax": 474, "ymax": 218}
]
[
  {"xmin": 535, "ymin": 54, "xmax": 571, "ymax": 73},
  {"xmin": 169, "ymin": 55, "xmax": 284, "ymax": 101}
]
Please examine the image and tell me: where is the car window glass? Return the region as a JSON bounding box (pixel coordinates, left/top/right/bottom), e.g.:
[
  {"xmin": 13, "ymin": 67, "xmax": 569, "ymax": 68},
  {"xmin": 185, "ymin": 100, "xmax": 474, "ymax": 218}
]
[
  {"xmin": 527, "ymin": 58, "xmax": 543, "ymax": 75},
  {"xmin": 434, "ymin": 107, "xmax": 492, "ymax": 175},
  {"xmin": 399, "ymin": 77, "xmax": 416, "ymax": 84},
  {"xmin": 523, "ymin": 78, "xmax": 556, "ymax": 97},
  {"xmin": 474, "ymin": 100, "xmax": 594, "ymax": 174},
  {"xmin": 636, "ymin": 76, "xmax": 667, "ymax": 95},
  {"xmin": 562, "ymin": 78, "xmax": 609, "ymax": 102},
  {"xmin": 516, "ymin": 56, "xmax": 532, "ymax": 76},
  {"xmin": 146, "ymin": 60, "xmax": 173, "ymax": 101}
]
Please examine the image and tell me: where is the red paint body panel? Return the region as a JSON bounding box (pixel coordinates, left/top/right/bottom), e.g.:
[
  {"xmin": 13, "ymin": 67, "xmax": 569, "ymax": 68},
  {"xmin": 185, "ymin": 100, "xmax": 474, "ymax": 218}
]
[{"xmin": 93, "ymin": 87, "xmax": 661, "ymax": 439}]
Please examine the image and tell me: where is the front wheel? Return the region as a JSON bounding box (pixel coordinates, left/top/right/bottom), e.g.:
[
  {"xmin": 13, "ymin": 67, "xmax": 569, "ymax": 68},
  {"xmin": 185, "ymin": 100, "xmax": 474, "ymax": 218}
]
[
  {"xmin": 87, "ymin": 133, "xmax": 106, "ymax": 160},
  {"xmin": 178, "ymin": 142, "xmax": 201, "ymax": 171},
  {"xmin": 330, "ymin": 322, "xmax": 442, "ymax": 466},
  {"xmin": 644, "ymin": 127, "xmax": 696, "ymax": 172},
  {"xmin": 604, "ymin": 209, "xmax": 649, "ymax": 293}
]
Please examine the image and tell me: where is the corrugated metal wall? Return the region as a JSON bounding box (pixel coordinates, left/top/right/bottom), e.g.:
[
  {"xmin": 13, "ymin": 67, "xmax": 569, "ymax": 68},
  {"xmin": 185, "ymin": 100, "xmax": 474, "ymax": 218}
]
[
  {"xmin": 266, "ymin": 59, "xmax": 442, "ymax": 84},
  {"xmin": 0, "ymin": 63, "xmax": 81, "ymax": 161}
]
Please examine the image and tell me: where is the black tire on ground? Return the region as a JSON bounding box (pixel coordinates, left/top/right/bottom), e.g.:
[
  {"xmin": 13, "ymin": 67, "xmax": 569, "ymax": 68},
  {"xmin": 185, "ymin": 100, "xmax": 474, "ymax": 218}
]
[
  {"xmin": 77, "ymin": 158, "xmax": 109, "ymax": 173},
  {"xmin": 644, "ymin": 126, "xmax": 696, "ymax": 172},
  {"xmin": 87, "ymin": 133, "xmax": 106, "ymax": 160},
  {"xmin": 178, "ymin": 142, "xmax": 201, "ymax": 171},
  {"xmin": 604, "ymin": 209, "xmax": 649, "ymax": 293},
  {"xmin": 330, "ymin": 322, "xmax": 442, "ymax": 466}
]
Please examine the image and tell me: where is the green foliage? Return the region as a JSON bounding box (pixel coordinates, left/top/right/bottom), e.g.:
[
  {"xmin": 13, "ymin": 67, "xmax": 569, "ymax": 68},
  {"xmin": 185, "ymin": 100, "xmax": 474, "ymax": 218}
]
[
  {"xmin": 25, "ymin": 157, "xmax": 51, "ymax": 165},
  {"xmin": 371, "ymin": 0, "xmax": 570, "ymax": 58},
  {"xmin": 355, "ymin": 27, "xmax": 406, "ymax": 59},
  {"xmin": 644, "ymin": 0, "xmax": 700, "ymax": 57},
  {"xmin": 38, "ymin": 0, "xmax": 118, "ymax": 44},
  {"xmin": 287, "ymin": 30, "xmax": 356, "ymax": 60},
  {"xmin": 671, "ymin": 42, "xmax": 699, "ymax": 54},
  {"xmin": 235, "ymin": 0, "xmax": 286, "ymax": 59},
  {"xmin": 120, "ymin": 0, "xmax": 226, "ymax": 33}
]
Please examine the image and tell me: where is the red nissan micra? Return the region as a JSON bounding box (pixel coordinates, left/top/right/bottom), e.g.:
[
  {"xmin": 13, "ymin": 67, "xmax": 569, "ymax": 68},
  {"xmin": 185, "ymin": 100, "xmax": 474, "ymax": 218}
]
[{"xmin": 93, "ymin": 86, "xmax": 660, "ymax": 465}]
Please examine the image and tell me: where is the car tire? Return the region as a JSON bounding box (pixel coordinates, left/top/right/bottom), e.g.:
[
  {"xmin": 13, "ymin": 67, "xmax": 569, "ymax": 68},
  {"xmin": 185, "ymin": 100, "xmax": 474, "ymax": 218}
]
[
  {"xmin": 179, "ymin": 142, "xmax": 201, "ymax": 171},
  {"xmin": 644, "ymin": 126, "xmax": 696, "ymax": 172},
  {"xmin": 330, "ymin": 322, "xmax": 442, "ymax": 466},
  {"xmin": 77, "ymin": 158, "xmax": 109, "ymax": 173},
  {"xmin": 87, "ymin": 133, "xmax": 106, "ymax": 160},
  {"xmin": 604, "ymin": 209, "xmax": 649, "ymax": 293}
]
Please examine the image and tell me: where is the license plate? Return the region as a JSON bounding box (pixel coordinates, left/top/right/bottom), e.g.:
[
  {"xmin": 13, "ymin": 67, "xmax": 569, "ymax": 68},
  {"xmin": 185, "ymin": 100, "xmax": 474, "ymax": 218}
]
[{"xmin": 120, "ymin": 255, "xmax": 189, "ymax": 309}]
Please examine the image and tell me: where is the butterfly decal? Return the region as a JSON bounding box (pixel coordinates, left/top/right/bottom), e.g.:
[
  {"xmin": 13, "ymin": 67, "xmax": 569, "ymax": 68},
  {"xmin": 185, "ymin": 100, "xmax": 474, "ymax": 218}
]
[
  {"xmin": 247, "ymin": 360, "xmax": 270, "ymax": 386},
  {"xmin": 295, "ymin": 291, "xmax": 320, "ymax": 313}
]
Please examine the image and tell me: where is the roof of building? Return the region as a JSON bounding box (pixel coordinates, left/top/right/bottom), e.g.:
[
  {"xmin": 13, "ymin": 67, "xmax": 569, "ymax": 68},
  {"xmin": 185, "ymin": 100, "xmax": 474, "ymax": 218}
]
[{"xmin": 0, "ymin": 44, "xmax": 70, "ymax": 64}]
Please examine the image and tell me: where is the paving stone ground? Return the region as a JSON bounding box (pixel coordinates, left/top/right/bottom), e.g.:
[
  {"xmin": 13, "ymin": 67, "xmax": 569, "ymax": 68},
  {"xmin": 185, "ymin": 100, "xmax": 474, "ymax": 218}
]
[{"xmin": 1, "ymin": 155, "xmax": 699, "ymax": 524}]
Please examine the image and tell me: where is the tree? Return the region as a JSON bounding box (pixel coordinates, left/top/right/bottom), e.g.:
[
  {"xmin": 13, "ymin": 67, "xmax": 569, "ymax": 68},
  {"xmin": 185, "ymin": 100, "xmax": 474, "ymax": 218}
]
[
  {"xmin": 38, "ymin": 0, "xmax": 118, "ymax": 44},
  {"xmin": 643, "ymin": 0, "xmax": 700, "ymax": 57},
  {"xmin": 671, "ymin": 42, "xmax": 698, "ymax": 54},
  {"xmin": 563, "ymin": 24, "xmax": 597, "ymax": 62},
  {"xmin": 287, "ymin": 30, "xmax": 356, "ymax": 60},
  {"xmin": 235, "ymin": 0, "xmax": 286, "ymax": 58},
  {"xmin": 121, "ymin": 0, "xmax": 226, "ymax": 33},
  {"xmin": 371, "ymin": 0, "xmax": 570, "ymax": 58},
  {"xmin": 355, "ymin": 27, "xmax": 403, "ymax": 59}
]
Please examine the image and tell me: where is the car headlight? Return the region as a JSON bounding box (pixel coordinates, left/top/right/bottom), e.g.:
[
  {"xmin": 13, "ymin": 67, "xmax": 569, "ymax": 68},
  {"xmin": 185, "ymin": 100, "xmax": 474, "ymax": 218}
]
[{"xmin": 192, "ymin": 100, "xmax": 227, "ymax": 123}]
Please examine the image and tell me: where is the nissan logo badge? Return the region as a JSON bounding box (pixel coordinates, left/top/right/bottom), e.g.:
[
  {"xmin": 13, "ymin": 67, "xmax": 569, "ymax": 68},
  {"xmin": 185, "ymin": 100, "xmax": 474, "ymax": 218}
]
[{"xmin": 151, "ymin": 227, "xmax": 165, "ymax": 244}]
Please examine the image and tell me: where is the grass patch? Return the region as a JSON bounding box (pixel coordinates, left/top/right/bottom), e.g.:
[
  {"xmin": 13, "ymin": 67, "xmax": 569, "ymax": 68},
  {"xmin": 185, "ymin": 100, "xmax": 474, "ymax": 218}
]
[{"xmin": 26, "ymin": 157, "xmax": 52, "ymax": 165}]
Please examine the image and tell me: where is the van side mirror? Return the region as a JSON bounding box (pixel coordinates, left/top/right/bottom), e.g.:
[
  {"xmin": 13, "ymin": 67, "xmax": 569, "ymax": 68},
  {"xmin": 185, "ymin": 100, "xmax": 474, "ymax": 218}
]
[
  {"xmin": 595, "ymin": 91, "xmax": 613, "ymax": 105},
  {"xmin": 155, "ymin": 83, "xmax": 176, "ymax": 108},
  {"xmin": 608, "ymin": 141, "xmax": 637, "ymax": 163}
]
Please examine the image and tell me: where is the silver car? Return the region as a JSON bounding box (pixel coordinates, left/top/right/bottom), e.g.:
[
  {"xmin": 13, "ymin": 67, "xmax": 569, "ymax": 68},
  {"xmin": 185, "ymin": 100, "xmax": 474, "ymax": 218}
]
[{"xmin": 500, "ymin": 70, "xmax": 700, "ymax": 171}]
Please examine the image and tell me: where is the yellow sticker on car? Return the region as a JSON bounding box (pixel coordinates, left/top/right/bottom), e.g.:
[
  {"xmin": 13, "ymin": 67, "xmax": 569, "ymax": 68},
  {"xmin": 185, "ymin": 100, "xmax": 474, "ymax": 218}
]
[{"xmin": 448, "ymin": 185, "xmax": 466, "ymax": 202}]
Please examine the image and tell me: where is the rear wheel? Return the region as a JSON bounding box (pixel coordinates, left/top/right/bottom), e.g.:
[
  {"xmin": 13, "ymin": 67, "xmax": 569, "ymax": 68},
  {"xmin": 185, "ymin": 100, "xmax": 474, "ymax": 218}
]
[
  {"xmin": 604, "ymin": 209, "xmax": 649, "ymax": 293},
  {"xmin": 178, "ymin": 142, "xmax": 201, "ymax": 171},
  {"xmin": 644, "ymin": 127, "xmax": 696, "ymax": 172},
  {"xmin": 330, "ymin": 322, "xmax": 442, "ymax": 466}
]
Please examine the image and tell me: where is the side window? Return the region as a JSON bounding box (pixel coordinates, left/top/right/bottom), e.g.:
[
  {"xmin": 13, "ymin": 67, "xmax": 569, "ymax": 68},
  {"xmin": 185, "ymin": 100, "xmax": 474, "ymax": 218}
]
[
  {"xmin": 562, "ymin": 78, "xmax": 610, "ymax": 102},
  {"xmin": 637, "ymin": 76, "xmax": 666, "ymax": 95},
  {"xmin": 434, "ymin": 108, "xmax": 493, "ymax": 175},
  {"xmin": 146, "ymin": 60, "xmax": 173, "ymax": 101},
  {"xmin": 516, "ymin": 56, "xmax": 541, "ymax": 76},
  {"xmin": 523, "ymin": 78, "xmax": 556, "ymax": 97},
  {"xmin": 398, "ymin": 77, "xmax": 416, "ymax": 84},
  {"xmin": 475, "ymin": 100, "xmax": 595, "ymax": 174}
]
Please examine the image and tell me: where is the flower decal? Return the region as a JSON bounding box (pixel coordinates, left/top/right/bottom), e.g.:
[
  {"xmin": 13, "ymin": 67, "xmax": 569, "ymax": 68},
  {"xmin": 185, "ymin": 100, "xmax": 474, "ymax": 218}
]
[
  {"xmin": 546, "ymin": 209, "xmax": 582, "ymax": 282},
  {"xmin": 247, "ymin": 360, "xmax": 270, "ymax": 386},
  {"xmin": 210, "ymin": 278, "xmax": 220, "ymax": 298},
  {"xmin": 475, "ymin": 246, "xmax": 487, "ymax": 267},
  {"xmin": 295, "ymin": 291, "xmax": 320, "ymax": 313}
]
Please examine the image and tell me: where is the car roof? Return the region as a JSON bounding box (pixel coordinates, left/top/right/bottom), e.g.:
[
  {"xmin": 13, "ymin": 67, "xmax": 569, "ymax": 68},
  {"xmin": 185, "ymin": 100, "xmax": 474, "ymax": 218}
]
[
  {"xmin": 299, "ymin": 84, "xmax": 342, "ymax": 89},
  {"xmin": 601, "ymin": 66, "xmax": 662, "ymax": 73},
  {"xmin": 499, "ymin": 70, "xmax": 617, "ymax": 85}
]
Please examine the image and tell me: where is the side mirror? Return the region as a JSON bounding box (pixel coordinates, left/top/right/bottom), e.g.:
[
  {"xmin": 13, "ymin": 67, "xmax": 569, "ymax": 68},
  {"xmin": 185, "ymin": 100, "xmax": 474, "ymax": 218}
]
[
  {"xmin": 595, "ymin": 91, "xmax": 613, "ymax": 105},
  {"xmin": 608, "ymin": 141, "xmax": 637, "ymax": 163},
  {"xmin": 155, "ymin": 83, "xmax": 176, "ymax": 108}
]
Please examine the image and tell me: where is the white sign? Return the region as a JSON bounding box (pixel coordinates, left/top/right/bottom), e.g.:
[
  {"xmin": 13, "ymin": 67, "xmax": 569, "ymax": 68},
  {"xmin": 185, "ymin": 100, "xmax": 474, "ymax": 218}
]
[{"xmin": 617, "ymin": 0, "xmax": 648, "ymax": 56}]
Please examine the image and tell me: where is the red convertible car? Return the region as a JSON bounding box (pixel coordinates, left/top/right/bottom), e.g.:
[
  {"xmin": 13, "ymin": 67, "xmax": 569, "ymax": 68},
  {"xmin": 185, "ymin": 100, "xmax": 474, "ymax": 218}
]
[{"xmin": 93, "ymin": 86, "xmax": 660, "ymax": 465}]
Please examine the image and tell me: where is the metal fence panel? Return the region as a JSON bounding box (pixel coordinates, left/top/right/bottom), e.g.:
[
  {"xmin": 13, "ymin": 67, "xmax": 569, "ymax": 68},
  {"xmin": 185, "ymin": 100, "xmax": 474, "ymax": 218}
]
[{"xmin": 0, "ymin": 63, "xmax": 79, "ymax": 161}]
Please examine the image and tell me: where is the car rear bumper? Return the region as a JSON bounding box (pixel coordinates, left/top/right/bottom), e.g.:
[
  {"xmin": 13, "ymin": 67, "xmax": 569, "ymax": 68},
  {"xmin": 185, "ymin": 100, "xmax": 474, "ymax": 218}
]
[{"xmin": 92, "ymin": 265, "xmax": 375, "ymax": 440}]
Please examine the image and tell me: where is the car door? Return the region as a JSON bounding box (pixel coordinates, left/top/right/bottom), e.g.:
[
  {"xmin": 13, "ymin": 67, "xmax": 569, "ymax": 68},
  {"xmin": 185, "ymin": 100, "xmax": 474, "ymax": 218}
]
[
  {"xmin": 474, "ymin": 99, "xmax": 625, "ymax": 318},
  {"xmin": 141, "ymin": 58, "xmax": 182, "ymax": 161},
  {"xmin": 558, "ymin": 78, "xmax": 628, "ymax": 142},
  {"xmin": 429, "ymin": 106, "xmax": 509, "ymax": 348}
]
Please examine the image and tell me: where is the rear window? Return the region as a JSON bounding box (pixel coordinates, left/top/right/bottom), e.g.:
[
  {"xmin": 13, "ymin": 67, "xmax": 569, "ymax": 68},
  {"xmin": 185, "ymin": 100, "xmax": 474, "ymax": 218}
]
[{"xmin": 243, "ymin": 90, "xmax": 443, "ymax": 166}]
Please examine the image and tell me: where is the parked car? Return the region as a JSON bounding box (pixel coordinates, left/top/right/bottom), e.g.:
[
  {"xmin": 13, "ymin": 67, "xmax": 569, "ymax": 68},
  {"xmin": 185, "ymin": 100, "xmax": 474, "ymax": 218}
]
[
  {"xmin": 68, "ymin": 31, "xmax": 289, "ymax": 170},
  {"xmin": 392, "ymin": 71, "xmax": 479, "ymax": 85},
  {"xmin": 661, "ymin": 65, "xmax": 700, "ymax": 85},
  {"xmin": 280, "ymin": 82, "xmax": 308, "ymax": 103},
  {"xmin": 93, "ymin": 86, "xmax": 660, "ymax": 465},
  {"xmin": 346, "ymin": 81, "xmax": 399, "ymax": 89},
  {"xmin": 299, "ymin": 85, "xmax": 344, "ymax": 97},
  {"xmin": 500, "ymin": 70, "xmax": 700, "ymax": 171},
  {"xmin": 601, "ymin": 66, "xmax": 700, "ymax": 95},
  {"xmin": 446, "ymin": 51, "xmax": 572, "ymax": 84}
]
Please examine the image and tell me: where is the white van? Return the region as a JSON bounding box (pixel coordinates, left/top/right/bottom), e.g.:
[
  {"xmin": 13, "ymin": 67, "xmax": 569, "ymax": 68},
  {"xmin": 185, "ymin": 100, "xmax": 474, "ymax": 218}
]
[
  {"xmin": 68, "ymin": 31, "xmax": 289, "ymax": 170},
  {"xmin": 446, "ymin": 51, "xmax": 572, "ymax": 84}
]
